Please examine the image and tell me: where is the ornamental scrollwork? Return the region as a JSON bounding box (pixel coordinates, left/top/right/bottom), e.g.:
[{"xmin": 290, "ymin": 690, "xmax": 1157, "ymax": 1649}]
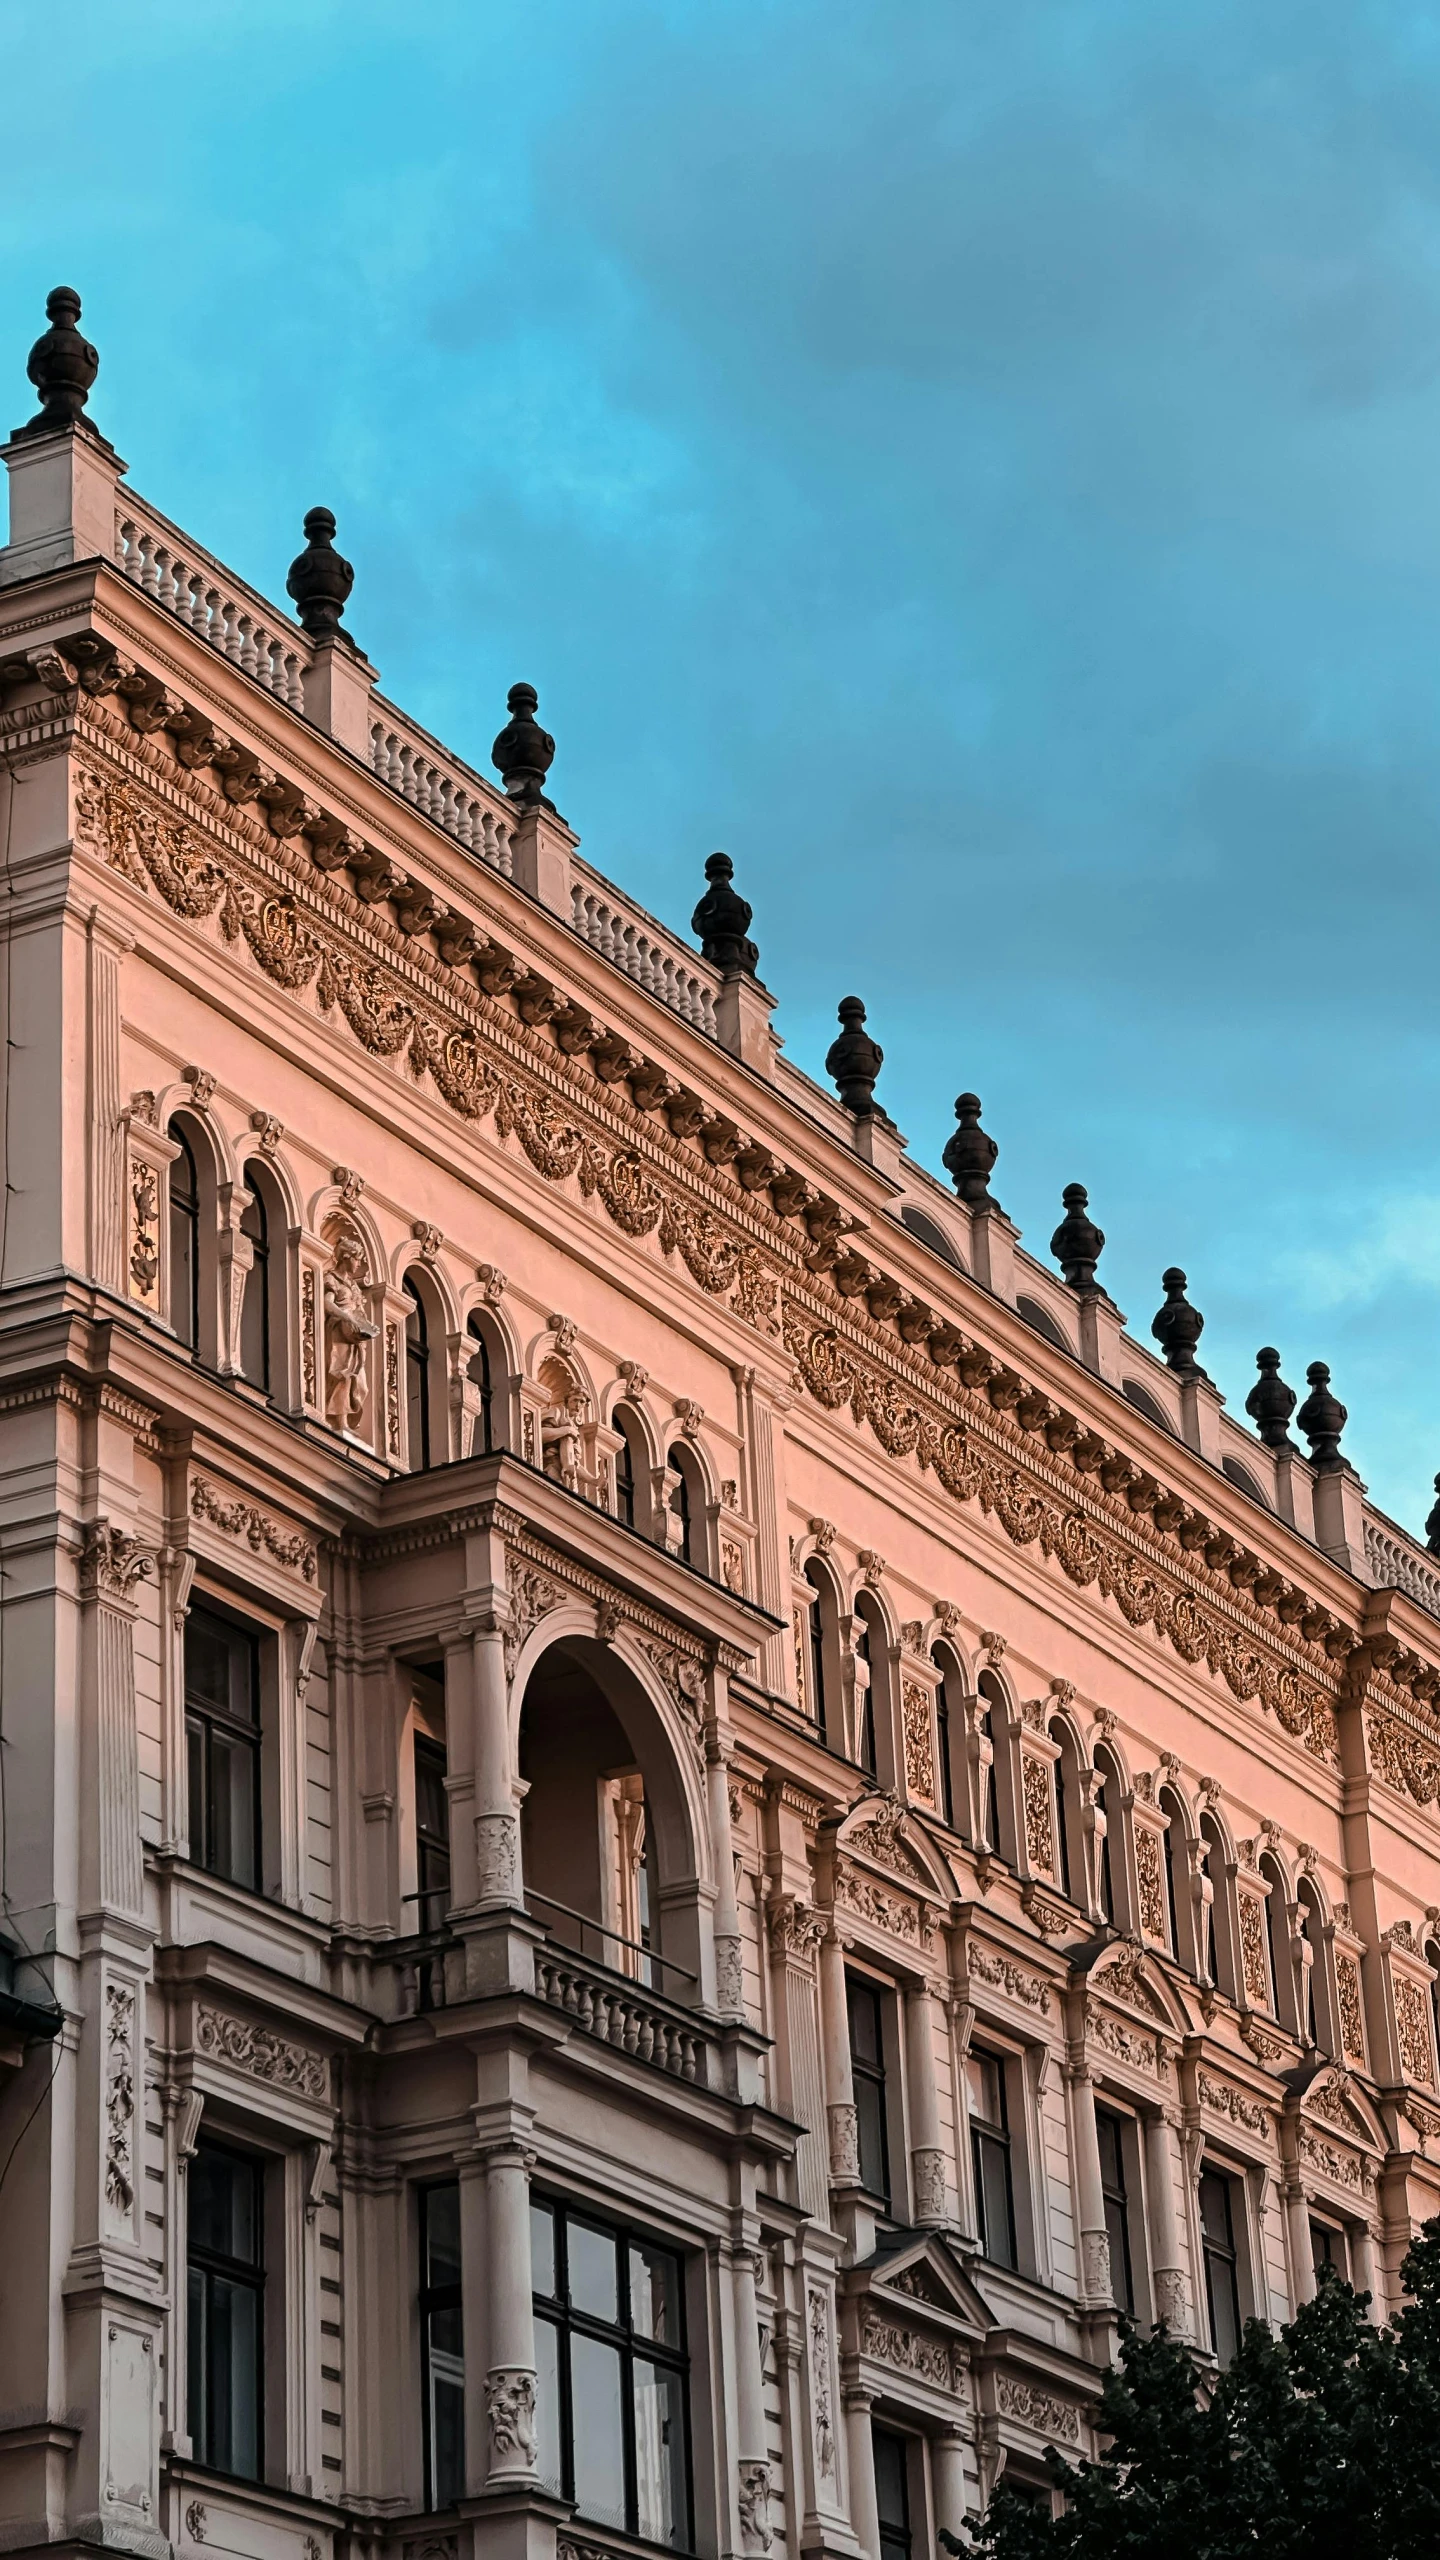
[
  {"xmin": 191, "ymin": 1479, "xmax": 317, "ymax": 1581},
  {"xmin": 194, "ymin": 2003, "xmax": 329, "ymax": 2101}
]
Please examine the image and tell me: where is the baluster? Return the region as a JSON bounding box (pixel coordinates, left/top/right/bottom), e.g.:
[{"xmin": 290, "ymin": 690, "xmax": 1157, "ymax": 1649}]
[
  {"xmin": 496, "ymin": 825, "xmax": 513, "ymax": 880},
  {"xmin": 175, "ymin": 564, "xmax": 200, "ymax": 628},
  {"xmin": 620, "ymin": 2004, "xmax": 639, "ymax": 2055},
  {"xmin": 380, "ymin": 733, "xmax": 401, "ymax": 789},
  {"xmin": 635, "ymin": 935, "xmax": 657, "ymax": 994},
  {"xmin": 115, "ymin": 518, "xmax": 134, "ymax": 575},
  {"xmin": 235, "ymin": 614, "xmax": 258, "ymax": 675},
  {"xmin": 369, "ymin": 725, "xmax": 385, "ymax": 774},
  {"xmin": 453, "ymin": 791, "xmax": 475, "ymax": 849},
  {"xmin": 396, "ymin": 744, "xmax": 415, "ymax": 802},
  {"xmin": 700, "ymin": 987, "xmax": 717, "ymax": 1037},
  {"xmin": 215, "ymin": 600, "xmax": 238, "ymax": 661},
  {"xmin": 261, "ymin": 636, "xmax": 281, "ymax": 697},
  {"xmin": 285, "ymin": 652, "xmax": 305, "ymax": 711}
]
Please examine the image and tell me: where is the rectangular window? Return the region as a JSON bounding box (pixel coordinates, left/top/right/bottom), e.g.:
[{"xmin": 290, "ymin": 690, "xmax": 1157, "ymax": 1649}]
[
  {"xmin": 414, "ymin": 1736, "xmax": 451, "ymax": 1932},
  {"xmin": 846, "ymin": 1974, "xmax": 891, "ymax": 2208},
  {"xmin": 185, "ymin": 1604, "xmax": 261, "ymax": 1890},
  {"xmin": 420, "ymin": 2183, "xmax": 465, "ymax": 2509},
  {"xmin": 1199, "ymin": 2167, "xmax": 1243, "ymax": 2365},
  {"xmin": 966, "ymin": 2048, "xmax": 1017, "ymax": 2270},
  {"xmin": 872, "ymin": 2426, "xmax": 913, "ymax": 2560},
  {"xmin": 531, "ymin": 2196, "xmax": 692, "ymax": 2550},
  {"xmin": 187, "ymin": 2140, "xmax": 264, "ymax": 2481},
  {"xmin": 1310, "ymin": 2218, "xmax": 1348, "ymax": 2285},
  {"xmin": 1095, "ymin": 2107, "xmax": 1135, "ymax": 2314}
]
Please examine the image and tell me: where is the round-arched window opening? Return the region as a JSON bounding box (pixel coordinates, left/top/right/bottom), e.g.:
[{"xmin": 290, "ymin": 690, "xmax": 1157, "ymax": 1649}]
[
  {"xmin": 404, "ymin": 1275, "xmax": 431, "ymax": 1470},
  {"xmin": 167, "ymin": 1121, "xmax": 200, "ymax": 1348},
  {"xmin": 803, "ymin": 1562, "xmax": 830, "ymax": 1730},
  {"xmin": 665, "ymin": 1447, "xmax": 692, "ymax": 1564},
  {"xmin": 1122, "ymin": 1378, "xmax": 1173, "ymax": 1433},
  {"xmin": 1223, "ymin": 1455, "xmax": 1268, "ymax": 1505},
  {"xmin": 466, "ymin": 1312, "xmax": 496, "ymax": 1454},
  {"xmin": 900, "ymin": 1204, "xmax": 964, "ymax": 1269},
  {"xmin": 238, "ymin": 1172, "xmax": 270, "ymax": 1392},
  {"xmin": 1017, "ymin": 1295, "xmax": 1072, "ymax": 1353}
]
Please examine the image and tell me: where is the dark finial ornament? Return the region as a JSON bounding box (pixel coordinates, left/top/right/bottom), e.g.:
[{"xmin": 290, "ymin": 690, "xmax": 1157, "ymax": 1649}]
[
  {"xmin": 942, "ymin": 1094, "xmax": 998, "ymax": 1206},
  {"xmin": 1151, "ymin": 1267, "xmax": 1205, "ymax": 1377},
  {"xmin": 691, "ymin": 852, "xmax": 758, "ymax": 975},
  {"xmin": 1245, "ymin": 1347, "xmax": 1296, "ymax": 1450},
  {"xmin": 1425, "ymin": 1475, "xmax": 1440, "ymax": 1557},
  {"xmin": 1296, "ymin": 1361, "xmax": 1347, "ymax": 1471},
  {"xmin": 18, "ymin": 286, "xmax": 99, "ymax": 436},
  {"xmin": 1050, "ymin": 1183, "xmax": 1104, "ymax": 1291},
  {"xmin": 285, "ymin": 508, "xmax": 354, "ymax": 639},
  {"xmin": 492, "ymin": 683, "xmax": 555, "ymax": 808},
  {"xmin": 825, "ymin": 997, "xmax": 883, "ymax": 1117}
]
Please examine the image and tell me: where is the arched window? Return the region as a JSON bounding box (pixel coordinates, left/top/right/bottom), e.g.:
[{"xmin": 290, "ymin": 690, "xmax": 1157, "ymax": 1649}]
[
  {"xmin": 803, "ymin": 1562, "xmax": 831, "ymax": 1732},
  {"xmin": 1048, "ymin": 1723, "xmax": 1077, "ymax": 1902},
  {"xmin": 977, "ymin": 1670, "xmax": 1006, "ymax": 1860},
  {"xmin": 405, "ymin": 1276, "xmax": 431, "ymax": 1471},
  {"xmin": 168, "ymin": 1121, "xmax": 200, "ymax": 1348},
  {"xmin": 238, "ymin": 1172, "xmax": 270, "ymax": 1391},
  {"xmin": 853, "ymin": 1596, "xmax": 880, "ymax": 1780},
  {"xmin": 1201, "ymin": 1812, "xmax": 1232, "ymax": 1998},
  {"xmin": 931, "ymin": 1647, "xmax": 960, "ymax": 1830},
  {"xmin": 615, "ymin": 1427, "xmax": 636, "ymax": 1527},
  {"xmin": 467, "ymin": 1312, "xmax": 495, "ymax": 1454},
  {"xmin": 1297, "ymin": 1877, "xmax": 1326, "ymax": 2051},
  {"xmin": 665, "ymin": 1447, "xmax": 692, "ymax": 1563},
  {"xmin": 1094, "ymin": 1746, "xmax": 1121, "ymax": 1926},
  {"xmin": 1159, "ymin": 1786, "xmax": 1186, "ymax": 1964}
]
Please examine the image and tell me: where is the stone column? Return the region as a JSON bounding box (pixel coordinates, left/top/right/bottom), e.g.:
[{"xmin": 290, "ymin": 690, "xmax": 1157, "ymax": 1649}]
[
  {"xmin": 732, "ymin": 2246, "xmax": 772, "ymax": 2555},
  {"xmin": 708, "ymin": 1743, "xmax": 744, "ymax": 2019},
  {"xmin": 1284, "ymin": 2172, "xmax": 1315, "ymax": 2310},
  {"xmin": 1144, "ymin": 2111, "xmax": 1189, "ymax": 2334},
  {"xmin": 1068, "ymin": 2063, "xmax": 1111, "ymax": 2304},
  {"xmin": 817, "ymin": 1921, "xmax": 860, "ymax": 2187},
  {"xmin": 1353, "ymin": 2221, "xmax": 1382, "ymax": 2323},
  {"xmin": 844, "ymin": 2383, "xmax": 879, "ymax": 2560},
  {"xmin": 905, "ymin": 1979, "xmax": 947, "ymax": 2224},
  {"xmin": 932, "ymin": 2423, "xmax": 969, "ymax": 2546},
  {"xmin": 484, "ymin": 2144, "xmax": 538, "ymax": 2486},
  {"xmin": 474, "ymin": 1624, "xmax": 520, "ymax": 1907}
]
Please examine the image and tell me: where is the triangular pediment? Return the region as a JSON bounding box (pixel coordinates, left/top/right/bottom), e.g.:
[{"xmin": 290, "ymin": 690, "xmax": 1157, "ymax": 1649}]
[
  {"xmin": 851, "ymin": 2231, "xmax": 996, "ymax": 2339},
  {"xmin": 834, "ymin": 1791, "xmax": 956, "ymax": 1899}
]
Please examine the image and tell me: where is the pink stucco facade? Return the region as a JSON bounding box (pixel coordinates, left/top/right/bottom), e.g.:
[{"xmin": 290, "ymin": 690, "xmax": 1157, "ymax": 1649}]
[{"xmin": 1, "ymin": 313, "xmax": 1439, "ymax": 2560}]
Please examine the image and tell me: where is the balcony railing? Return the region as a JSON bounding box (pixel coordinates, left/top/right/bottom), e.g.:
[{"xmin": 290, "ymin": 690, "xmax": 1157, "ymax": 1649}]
[
  {"xmin": 532, "ymin": 1945, "xmax": 707, "ymax": 2085},
  {"xmin": 569, "ymin": 860, "xmax": 719, "ymax": 1036},
  {"xmin": 367, "ymin": 699, "xmax": 517, "ymax": 878}
]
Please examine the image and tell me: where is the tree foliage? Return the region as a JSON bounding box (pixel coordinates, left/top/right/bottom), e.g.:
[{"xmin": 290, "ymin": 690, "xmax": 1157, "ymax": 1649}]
[{"xmin": 960, "ymin": 2221, "xmax": 1440, "ymax": 2560}]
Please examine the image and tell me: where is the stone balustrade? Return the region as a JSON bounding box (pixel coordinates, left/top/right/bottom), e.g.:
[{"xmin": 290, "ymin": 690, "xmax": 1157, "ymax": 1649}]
[
  {"xmin": 570, "ymin": 860, "xmax": 719, "ymax": 1036},
  {"xmin": 533, "ymin": 1946, "xmax": 708, "ymax": 2083},
  {"xmin": 367, "ymin": 702, "xmax": 516, "ymax": 877},
  {"xmin": 114, "ymin": 495, "xmax": 311, "ymax": 708},
  {"xmin": 1364, "ymin": 1515, "xmax": 1440, "ymax": 1622}
]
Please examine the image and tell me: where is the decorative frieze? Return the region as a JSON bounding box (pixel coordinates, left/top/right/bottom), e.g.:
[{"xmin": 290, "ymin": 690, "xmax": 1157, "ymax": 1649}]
[
  {"xmin": 834, "ymin": 1859, "xmax": 936, "ymax": 1949},
  {"xmin": 969, "ymin": 1946, "xmax": 1051, "ymax": 2013},
  {"xmin": 193, "ymin": 2003, "xmax": 328, "ymax": 2101},
  {"xmin": 902, "ymin": 1677, "xmax": 935, "ymax": 1802},
  {"xmin": 995, "ymin": 2376, "xmax": 1081, "ymax": 2443},
  {"xmin": 1337, "ymin": 1953, "xmax": 1367, "ymax": 2064},
  {"xmin": 860, "ymin": 2313, "xmax": 960, "ymax": 2390},
  {"xmin": 191, "ymin": 1478, "xmax": 317, "ymax": 1581},
  {"xmin": 1197, "ymin": 2071, "xmax": 1270, "ymax": 2136}
]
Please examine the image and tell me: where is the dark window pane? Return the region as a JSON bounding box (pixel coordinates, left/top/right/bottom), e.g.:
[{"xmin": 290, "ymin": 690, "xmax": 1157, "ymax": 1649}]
[
  {"xmin": 209, "ymin": 1726, "xmax": 258, "ymax": 1888},
  {"xmin": 535, "ymin": 2312, "xmax": 563, "ymax": 2493},
  {"xmin": 431, "ymin": 2367, "xmax": 465, "ymax": 2509},
  {"xmin": 616, "ymin": 1430, "xmax": 635, "ymax": 1526},
  {"xmin": 531, "ymin": 2200, "xmax": 557, "ymax": 2300},
  {"xmin": 629, "ymin": 2240, "xmax": 681, "ymax": 2346},
  {"xmin": 847, "ymin": 1979, "xmax": 882, "ymax": 2069},
  {"xmin": 168, "ymin": 1126, "xmax": 199, "ymax": 1347},
  {"xmin": 874, "ymin": 2425, "xmax": 912, "ymax": 2560},
  {"xmin": 1199, "ymin": 2170, "xmax": 1242, "ymax": 2365},
  {"xmin": 569, "ymin": 2221, "xmax": 619, "ymax": 2324},
  {"xmin": 973, "ymin": 2128, "xmax": 1017, "ymax": 2269},
  {"xmin": 633, "ymin": 2356, "xmax": 687, "ymax": 2547},
  {"xmin": 1311, "ymin": 2219, "xmax": 1346, "ymax": 2281},
  {"xmin": 570, "ymin": 2332, "xmax": 626, "ymax": 2530},
  {"xmin": 421, "ymin": 2183, "xmax": 465, "ymax": 2509},
  {"xmin": 425, "ymin": 2182, "xmax": 460, "ymax": 2287},
  {"xmin": 188, "ymin": 2145, "xmax": 263, "ymax": 2482}
]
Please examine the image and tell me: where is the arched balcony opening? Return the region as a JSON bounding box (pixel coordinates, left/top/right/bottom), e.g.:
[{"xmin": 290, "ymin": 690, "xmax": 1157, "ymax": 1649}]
[
  {"xmin": 1259, "ymin": 1851, "xmax": 1289, "ymax": 2025},
  {"xmin": 1159, "ymin": 1785, "xmax": 1191, "ymax": 1968},
  {"xmin": 402, "ymin": 1270, "xmax": 447, "ymax": 1471},
  {"xmin": 802, "ymin": 1559, "xmax": 843, "ymax": 1751},
  {"xmin": 517, "ymin": 1637, "xmax": 706, "ymax": 2006},
  {"xmin": 1297, "ymin": 1875, "xmax": 1330, "ymax": 2053},
  {"xmin": 1201, "ymin": 1811, "xmax": 1238, "ymax": 2001},
  {"xmin": 853, "ymin": 1591, "xmax": 890, "ymax": 1783},
  {"xmin": 1048, "ymin": 1720, "xmax": 1084, "ymax": 1907}
]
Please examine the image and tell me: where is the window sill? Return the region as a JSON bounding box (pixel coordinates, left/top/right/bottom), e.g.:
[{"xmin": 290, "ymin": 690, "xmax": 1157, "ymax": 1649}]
[
  {"xmin": 148, "ymin": 1849, "xmax": 332, "ymax": 1944},
  {"xmin": 163, "ymin": 2456, "xmax": 343, "ymax": 2525}
]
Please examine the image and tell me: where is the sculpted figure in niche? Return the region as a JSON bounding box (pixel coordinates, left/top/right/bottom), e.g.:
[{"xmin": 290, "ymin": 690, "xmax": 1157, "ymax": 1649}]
[
  {"xmin": 538, "ymin": 1354, "xmax": 586, "ymax": 1492},
  {"xmin": 324, "ymin": 1229, "xmax": 378, "ymax": 1436}
]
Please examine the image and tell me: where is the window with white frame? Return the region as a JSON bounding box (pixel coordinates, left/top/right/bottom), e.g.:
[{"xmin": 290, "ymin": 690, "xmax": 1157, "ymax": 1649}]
[
  {"xmin": 185, "ymin": 1602, "xmax": 262, "ymax": 1891},
  {"xmin": 1199, "ymin": 2165, "xmax": 1244, "ymax": 2364},
  {"xmin": 966, "ymin": 2046, "xmax": 1017, "ymax": 2269}
]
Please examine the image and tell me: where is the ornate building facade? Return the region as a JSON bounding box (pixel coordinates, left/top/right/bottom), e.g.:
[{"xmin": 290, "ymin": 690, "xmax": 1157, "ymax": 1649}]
[{"xmin": 1, "ymin": 286, "xmax": 1440, "ymax": 2560}]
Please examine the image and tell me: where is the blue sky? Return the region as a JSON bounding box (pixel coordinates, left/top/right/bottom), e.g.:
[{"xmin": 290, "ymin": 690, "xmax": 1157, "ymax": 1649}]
[{"xmin": 8, "ymin": 0, "xmax": 1440, "ymax": 1527}]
